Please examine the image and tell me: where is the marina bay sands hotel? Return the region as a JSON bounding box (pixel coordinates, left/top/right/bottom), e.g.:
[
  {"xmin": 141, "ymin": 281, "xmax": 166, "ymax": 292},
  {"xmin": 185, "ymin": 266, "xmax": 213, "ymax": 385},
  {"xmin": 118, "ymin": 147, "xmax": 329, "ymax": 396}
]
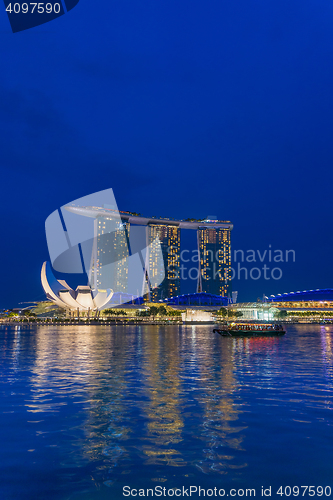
[{"xmin": 65, "ymin": 205, "xmax": 233, "ymax": 302}]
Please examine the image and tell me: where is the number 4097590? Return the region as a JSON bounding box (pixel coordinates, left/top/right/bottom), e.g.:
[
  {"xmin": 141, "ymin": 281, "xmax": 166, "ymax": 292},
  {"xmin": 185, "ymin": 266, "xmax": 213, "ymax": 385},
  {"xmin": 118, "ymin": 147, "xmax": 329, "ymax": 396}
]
[
  {"xmin": 5, "ymin": 3, "xmax": 61, "ymax": 14},
  {"xmin": 277, "ymin": 486, "xmax": 332, "ymax": 497}
]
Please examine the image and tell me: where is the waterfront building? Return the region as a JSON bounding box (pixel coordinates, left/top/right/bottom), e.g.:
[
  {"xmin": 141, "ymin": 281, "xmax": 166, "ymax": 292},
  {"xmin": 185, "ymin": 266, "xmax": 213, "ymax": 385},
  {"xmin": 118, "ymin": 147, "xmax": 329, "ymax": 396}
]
[
  {"xmin": 91, "ymin": 217, "xmax": 130, "ymax": 293},
  {"xmin": 65, "ymin": 206, "xmax": 233, "ymax": 301},
  {"xmin": 263, "ymin": 289, "xmax": 333, "ymax": 320},
  {"xmin": 44, "ymin": 204, "xmax": 233, "ymax": 308},
  {"xmin": 197, "ymin": 226, "xmax": 231, "ymax": 297},
  {"xmin": 181, "ymin": 309, "xmax": 215, "ymax": 323},
  {"xmin": 148, "ymin": 223, "xmax": 181, "ymax": 301},
  {"xmin": 41, "ymin": 262, "xmax": 113, "ymax": 316},
  {"xmin": 266, "ymin": 288, "xmax": 333, "ymax": 303},
  {"xmin": 229, "ymin": 302, "xmax": 279, "ymax": 321},
  {"xmin": 230, "ymin": 291, "xmax": 333, "ymax": 322}
]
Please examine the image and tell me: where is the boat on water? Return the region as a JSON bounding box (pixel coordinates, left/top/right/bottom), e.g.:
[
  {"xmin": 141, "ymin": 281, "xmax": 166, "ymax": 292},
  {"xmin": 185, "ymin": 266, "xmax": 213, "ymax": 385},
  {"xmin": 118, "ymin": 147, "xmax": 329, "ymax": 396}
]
[{"xmin": 213, "ymin": 322, "xmax": 286, "ymax": 337}]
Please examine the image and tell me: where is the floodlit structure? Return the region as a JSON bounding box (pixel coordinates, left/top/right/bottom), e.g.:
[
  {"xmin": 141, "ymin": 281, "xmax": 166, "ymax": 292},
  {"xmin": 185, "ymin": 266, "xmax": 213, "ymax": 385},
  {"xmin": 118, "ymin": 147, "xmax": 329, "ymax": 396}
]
[
  {"xmin": 42, "ymin": 189, "xmax": 165, "ymax": 311},
  {"xmin": 197, "ymin": 226, "xmax": 231, "ymax": 296},
  {"xmin": 181, "ymin": 309, "xmax": 215, "ymax": 323},
  {"xmin": 266, "ymin": 289, "xmax": 333, "ymax": 303},
  {"xmin": 42, "ymin": 189, "xmax": 233, "ymax": 310},
  {"xmin": 65, "ymin": 205, "xmax": 233, "ymax": 300},
  {"xmin": 41, "ymin": 262, "xmax": 113, "ymax": 315},
  {"xmin": 229, "ymin": 302, "xmax": 279, "ymax": 321}
]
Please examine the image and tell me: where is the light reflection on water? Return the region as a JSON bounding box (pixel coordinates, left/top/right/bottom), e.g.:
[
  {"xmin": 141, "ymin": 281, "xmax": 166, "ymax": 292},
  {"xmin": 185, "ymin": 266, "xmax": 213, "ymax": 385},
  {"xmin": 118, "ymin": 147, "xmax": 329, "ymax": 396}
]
[{"xmin": 0, "ymin": 324, "xmax": 333, "ymax": 500}]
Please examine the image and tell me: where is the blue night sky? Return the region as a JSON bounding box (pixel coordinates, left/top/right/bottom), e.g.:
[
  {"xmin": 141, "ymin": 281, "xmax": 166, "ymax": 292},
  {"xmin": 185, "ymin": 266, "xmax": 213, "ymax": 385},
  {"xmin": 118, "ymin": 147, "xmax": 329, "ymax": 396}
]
[{"xmin": 1, "ymin": 0, "xmax": 333, "ymax": 307}]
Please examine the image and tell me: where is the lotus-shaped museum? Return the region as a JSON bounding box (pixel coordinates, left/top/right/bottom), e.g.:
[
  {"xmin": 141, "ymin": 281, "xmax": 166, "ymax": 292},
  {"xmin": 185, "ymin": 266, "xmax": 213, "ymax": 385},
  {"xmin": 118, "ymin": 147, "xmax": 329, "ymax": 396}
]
[{"xmin": 41, "ymin": 262, "xmax": 113, "ymax": 313}]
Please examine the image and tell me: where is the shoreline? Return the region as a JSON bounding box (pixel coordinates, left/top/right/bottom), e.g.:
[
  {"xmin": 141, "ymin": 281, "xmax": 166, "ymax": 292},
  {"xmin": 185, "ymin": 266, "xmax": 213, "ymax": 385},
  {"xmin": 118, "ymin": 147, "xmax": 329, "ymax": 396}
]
[
  {"xmin": 0, "ymin": 320, "xmax": 332, "ymax": 326},
  {"xmin": 0, "ymin": 320, "xmax": 182, "ymax": 326}
]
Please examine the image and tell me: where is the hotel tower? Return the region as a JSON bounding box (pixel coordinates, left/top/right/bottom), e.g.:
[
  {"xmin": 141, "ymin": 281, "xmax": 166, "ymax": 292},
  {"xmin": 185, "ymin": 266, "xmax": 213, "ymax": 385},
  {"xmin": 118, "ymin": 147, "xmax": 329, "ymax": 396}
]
[{"xmin": 65, "ymin": 206, "xmax": 233, "ymax": 301}]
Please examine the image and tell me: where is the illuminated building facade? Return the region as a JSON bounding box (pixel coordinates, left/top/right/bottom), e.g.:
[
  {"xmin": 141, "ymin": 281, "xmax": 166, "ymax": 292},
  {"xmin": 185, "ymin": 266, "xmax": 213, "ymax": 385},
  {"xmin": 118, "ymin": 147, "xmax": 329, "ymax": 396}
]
[
  {"xmin": 148, "ymin": 224, "xmax": 181, "ymax": 301},
  {"xmin": 265, "ymin": 289, "xmax": 333, "ymax": 318},
  {"xmin": 64, "ymin": 205, "xmax": 233, "ymax": 302},
  {"xmin": 266, "ymin": 289, "xmax": 333, "ymax": 303},
  {"xmin": 41, "ymin": 261, "xmax": 113, "ymax": 314},
  {"xmin": 92, "ymin": 217, "xmax": 130, "ymax": 293},
  {"xmin": 229, "ymin": 302, "xmax": 278, "ymax": 321},
  {"xmin": 197, "ymin": 226, "xmax": 231, "ymax": 297}
]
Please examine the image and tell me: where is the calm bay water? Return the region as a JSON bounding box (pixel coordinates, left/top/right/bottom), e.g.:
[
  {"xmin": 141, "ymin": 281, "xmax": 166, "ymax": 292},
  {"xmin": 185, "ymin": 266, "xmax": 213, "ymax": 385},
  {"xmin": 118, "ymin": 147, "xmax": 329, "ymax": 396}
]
[{"xmin": 0, "ymin": 324, "xmax": 333, "ymax": 500}]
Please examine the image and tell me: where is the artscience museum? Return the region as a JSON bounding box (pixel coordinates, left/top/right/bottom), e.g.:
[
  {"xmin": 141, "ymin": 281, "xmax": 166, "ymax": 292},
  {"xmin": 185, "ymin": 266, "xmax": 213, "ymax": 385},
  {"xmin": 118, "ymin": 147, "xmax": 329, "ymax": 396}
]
[{"xmin": 41, "ymin": 262, "xmax": 113, "ymax": 316}]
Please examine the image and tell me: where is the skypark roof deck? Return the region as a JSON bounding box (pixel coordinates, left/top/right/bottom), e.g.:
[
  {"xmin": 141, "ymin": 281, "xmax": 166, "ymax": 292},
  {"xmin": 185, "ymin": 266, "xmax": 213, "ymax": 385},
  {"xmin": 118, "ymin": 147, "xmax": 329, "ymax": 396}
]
[{"xmin": 64, "ymin": 205, "xmax": 233, "ymax": 230}]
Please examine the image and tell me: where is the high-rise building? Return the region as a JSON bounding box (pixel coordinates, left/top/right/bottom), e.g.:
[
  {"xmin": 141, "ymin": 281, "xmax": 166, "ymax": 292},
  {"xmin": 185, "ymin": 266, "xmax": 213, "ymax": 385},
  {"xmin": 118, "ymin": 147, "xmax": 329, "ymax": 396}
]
[
  {"xmin": 91, "ymin": 217, "xmax": 130, "ymax": 292},
  {"xmin": 65, "ymin": 204, "xmax": 233, "ymax": 302},
  {"xmin": 197, "ymin": 226, "xmax": 231, "ymax": 297},
  {"xmin": 147, "ymin": 224, "xmax": 181, "ymax": 301}
]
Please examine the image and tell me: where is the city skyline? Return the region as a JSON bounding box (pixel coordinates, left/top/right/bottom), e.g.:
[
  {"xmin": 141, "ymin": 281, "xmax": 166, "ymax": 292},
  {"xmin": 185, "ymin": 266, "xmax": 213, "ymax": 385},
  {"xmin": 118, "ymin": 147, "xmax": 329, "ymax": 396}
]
[
  {"xmin": 62, "ymin": 201, "xmax": 233, "ymax": 303},
  {"xmin": 1, "ymin": 3, "xmax": 333, "ymax": 499},
  {"xmin": 1, "ymin": 0, "xmax": 333, "ymax": 308}
]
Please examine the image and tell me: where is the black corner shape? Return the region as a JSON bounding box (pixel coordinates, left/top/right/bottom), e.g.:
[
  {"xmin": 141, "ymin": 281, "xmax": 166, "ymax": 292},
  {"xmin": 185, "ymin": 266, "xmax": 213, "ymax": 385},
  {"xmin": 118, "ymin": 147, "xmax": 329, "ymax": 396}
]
[
  {"xmin": 3, "ymin": 0, "xmax": 80, "ymax": 33},
  {"xmin": 63, "ymin": 0, "xmax": 79, "ymax": 12}
]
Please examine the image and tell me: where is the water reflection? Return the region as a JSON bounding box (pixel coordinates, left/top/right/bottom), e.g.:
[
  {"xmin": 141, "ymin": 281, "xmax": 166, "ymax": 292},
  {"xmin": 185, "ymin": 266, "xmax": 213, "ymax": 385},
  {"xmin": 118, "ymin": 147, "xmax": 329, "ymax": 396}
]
[
  {"xmin": 319, "ymin": 326, "xmax": 333, "ymax": 408},
  {"xmin": 190, "ymin": 332, "xmax": 246, "ymax": 474},
  {"xmin": 28, "ymin": 327, "xmax": 139, "ymax": 479},
  {"xmin": 1, "ymin": 324, "xmax": 333, "ymax": 500},
  {"xmin": 140, "ymin": 326, "xmax": 184, "ymax": 468}
]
